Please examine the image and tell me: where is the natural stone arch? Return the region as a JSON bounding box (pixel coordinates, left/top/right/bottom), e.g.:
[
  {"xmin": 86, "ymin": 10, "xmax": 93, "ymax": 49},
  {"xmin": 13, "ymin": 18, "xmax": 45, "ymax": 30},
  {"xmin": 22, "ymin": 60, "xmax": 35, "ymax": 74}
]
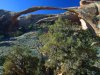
[
  {"xmin": 9, "ymin": 6, "xmax": 62, "ymax": 31},
  {"xmin": 7, "ymin": 0, "xmax": 100, "ymax": 37}
]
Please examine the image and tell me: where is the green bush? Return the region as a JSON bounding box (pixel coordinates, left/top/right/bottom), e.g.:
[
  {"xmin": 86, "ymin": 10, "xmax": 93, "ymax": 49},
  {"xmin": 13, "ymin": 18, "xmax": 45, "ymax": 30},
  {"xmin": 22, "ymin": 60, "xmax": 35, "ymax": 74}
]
[
  {"xmin": 39, "ymin": 18, "xmax": 100, "ymax": 75},
  {"xmin": 3, "ymin": 46, "xmax": 40, "ymax": 75}
]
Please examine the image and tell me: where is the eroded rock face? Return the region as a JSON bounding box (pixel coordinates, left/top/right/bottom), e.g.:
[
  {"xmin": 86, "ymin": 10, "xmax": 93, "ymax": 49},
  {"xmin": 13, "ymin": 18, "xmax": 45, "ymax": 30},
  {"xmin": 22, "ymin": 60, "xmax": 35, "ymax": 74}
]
[
  {"xmin": 0, "ymin": 31, "xmax": 40, "ymax": 58},
  {"xmin": 0, "ymin": 10, "xmax": 16, "ymax": 34},
  {"xmin": 0, "ymin": 9, "xmax": 50, "ymax": 33},
  {"xmin": 18, "ymin": 14, "xmax": 52, "ymax": 29},
  {"xmin": 80, "ymin": 0, "xmax": 100, "ymax": 6},
  {"xmin": 0, "ymin": 10, "xmax": 15, "ymax": 17},
  {"xmin": 0, "ymin": 9, "xmax": 79, "ymax": 34},
  {"xmin": 78, "ymin": 1, "xmax": 100, "ymax": 36}
]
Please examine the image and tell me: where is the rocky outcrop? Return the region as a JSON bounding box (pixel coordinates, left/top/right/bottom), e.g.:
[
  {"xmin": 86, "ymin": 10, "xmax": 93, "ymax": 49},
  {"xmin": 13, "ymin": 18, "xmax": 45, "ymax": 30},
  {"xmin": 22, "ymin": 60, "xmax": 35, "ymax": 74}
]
[
  {"xmin": 0, "ymin": 10, "xmax": 16, "ymax": 33},
  {"xmin": 18, "ymin": 14, "xmax": 54, "ymax": 29},
  {"xmin": 0, "ymin": 9, "xmax": 54, "ymax": 33},
  {"xmin": 0, "ymin": 0, "xmax": 100, "ymax": 37},
  {"xmin": 78, "ymin": 1, "xmax": 100, "ymax": 36},
  {"xmin": 0, "ymin": 31, "xmax": 40, "ymax": 58},
  {"xmin": 0, "ymin": 31, "xmax": 41, "ymax": 75},
  {"xmin": 0, "ymin": 8, "xmax": 79, "ymax": 34}
]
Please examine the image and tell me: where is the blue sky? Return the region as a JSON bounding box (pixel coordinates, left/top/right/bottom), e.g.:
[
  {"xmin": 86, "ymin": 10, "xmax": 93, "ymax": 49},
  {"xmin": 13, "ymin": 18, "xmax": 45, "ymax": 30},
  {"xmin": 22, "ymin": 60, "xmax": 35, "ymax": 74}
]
[{"xmin": 0, "ymin": 0, "xmax": 80, "ymax": 14}]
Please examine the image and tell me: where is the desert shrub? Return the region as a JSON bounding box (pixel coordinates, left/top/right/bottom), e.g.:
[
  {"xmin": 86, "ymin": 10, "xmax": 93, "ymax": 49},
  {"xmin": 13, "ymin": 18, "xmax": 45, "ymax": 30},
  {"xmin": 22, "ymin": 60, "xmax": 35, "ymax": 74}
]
[
  {"xmin": 3, "ymin": 46, "xmax": 40, "ymax": 75},
  {"xmin": 39, "ymin": 18, "xmax": 100, "ymax": 75},
  {"xmin": 0, "ymin": 56, "xmax": 5, "ymax": 66}
]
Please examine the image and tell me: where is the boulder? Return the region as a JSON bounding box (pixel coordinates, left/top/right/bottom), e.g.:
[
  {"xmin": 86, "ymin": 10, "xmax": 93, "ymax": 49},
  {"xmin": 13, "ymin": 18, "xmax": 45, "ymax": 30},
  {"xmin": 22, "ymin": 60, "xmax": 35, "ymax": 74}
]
[
  {"xmin": 0, "ymin": 32, "xmax": 38, "ymax": 57},
  {"xmin": 0, "ymin": 10, "xmax": 16, "ymax": 34}
]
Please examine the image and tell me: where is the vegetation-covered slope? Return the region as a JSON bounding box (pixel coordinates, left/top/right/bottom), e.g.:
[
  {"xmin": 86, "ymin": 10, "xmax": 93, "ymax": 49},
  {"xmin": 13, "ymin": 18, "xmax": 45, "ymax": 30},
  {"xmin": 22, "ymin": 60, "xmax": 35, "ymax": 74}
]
[
  {"xmin": 38, "ymin": 18, "xmax": 100, "ymax": 75},
  {"xmin": 0, "ymin": 18, "xmax": 100, "ymax": 75}
]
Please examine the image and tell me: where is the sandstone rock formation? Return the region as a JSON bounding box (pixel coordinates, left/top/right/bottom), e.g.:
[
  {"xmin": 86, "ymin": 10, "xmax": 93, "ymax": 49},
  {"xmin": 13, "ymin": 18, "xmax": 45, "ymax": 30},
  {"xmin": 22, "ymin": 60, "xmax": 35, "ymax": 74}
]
[
  {"xmin": 0, "ymin": 10, "xmax": 16, "ymax": 33},
  {"xmin": 0, "ymin": 7, "xmax": 79, "ymax": 34},
  {"xmin": 18, "ymin": 14, "xmax": 54, "ymax": 29},
  {"xmin": 0, "ymin": 1, "xmax": 100, "ymax": 74},
  {"xmin": 0, "ymin": 8, "xmax": 55, "ymax": 34},
  {"xmin": 0, "ymin": 0, "xmax": 100, "ymax": 37},
  {"xmin": 36, "ymin": 0, "xmax": 100, "ymax": 37},
  {"xmin": 78, "ymin": 0, "xmax": 100, "ymax": 36}
]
